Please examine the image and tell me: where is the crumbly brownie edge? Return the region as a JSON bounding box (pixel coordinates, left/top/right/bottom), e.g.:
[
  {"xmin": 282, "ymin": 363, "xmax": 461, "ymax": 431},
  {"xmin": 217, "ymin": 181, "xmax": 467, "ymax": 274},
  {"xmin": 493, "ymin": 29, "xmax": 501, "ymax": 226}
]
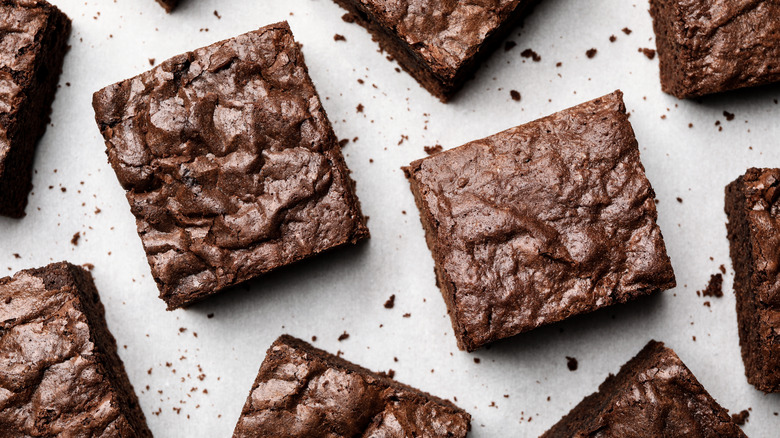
[
  {"xmin": 0, "ymin": 2, "xmax": 70, "ymax": 217},
  {"xmin": 649, "ymin": 0, "xmax": 694, "ymax": 99},
  {"xmin": 30, "ymin": 262, "xmax": 153, "ymax": 436},
  {"xmin": 725, "ymin": 173, "xmax": 780, "ymax": 392}
]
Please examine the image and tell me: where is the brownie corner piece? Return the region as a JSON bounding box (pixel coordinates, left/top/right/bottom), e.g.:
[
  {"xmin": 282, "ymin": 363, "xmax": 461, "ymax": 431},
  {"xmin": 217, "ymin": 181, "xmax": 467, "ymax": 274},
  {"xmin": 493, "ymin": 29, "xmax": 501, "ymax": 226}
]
[
  {"xmin": 0, "ymin": 262, "xmax": 152, "ymax": 436},
  {"xmin": 649, "ymin": 0, "xmax": 780, "ymax": 98},
  {"xmin": 92, "ymin": 21, "xmax": 369, "ymax": 310},
  {"xmin": 404, "ymin": 90, "xmax": 675, "ymax": 351},
  {"xmin": 542, "ymin": 340, "xmax": 746, "ymax": 437},
  {"xmin": 232, "ymin": 335, "xmax": 471, "ymax": 437},
  {"xmin": 0, "ymin": 0, "xmax": 70, "ymax": 218},
  {"xmin": 724, "ymin": 168, "xmax": 780, "ymax": 393},
  {"xmin": 332, "ymin": 0, "xmax": 535, "ymax": 101}
]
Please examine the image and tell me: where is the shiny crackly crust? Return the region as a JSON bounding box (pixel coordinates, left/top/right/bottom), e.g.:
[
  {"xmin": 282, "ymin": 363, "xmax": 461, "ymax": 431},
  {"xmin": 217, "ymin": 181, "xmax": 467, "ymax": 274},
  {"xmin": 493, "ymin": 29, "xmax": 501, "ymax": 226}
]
[
  {"xmin": 725, "ymin": 168, "xmax": 780, "ymax": 392},
  {"xmin": 0, "ymin": 262, "xmax": 152, "ymax": 437},
  {"xmin": 92, "ymin": 22, "xmax": 369, "ymax": 310},
  {"xmin": 404, "ymin": 91, "xmax": 676, "ymax": 351},
  {"xmin": 650, "ymin": 0, "xmax": 780, "ymax": 98},
  {"xmin": 0, "ymin": 0, "xmax": 70, "ymax": 217},
  {"xmin": 541, "ymin": 341, "xmax": 746, "ymax": 437},
  {"xmin": 232, "ymin": 335, "xmax": 471, "ymax": 437}
]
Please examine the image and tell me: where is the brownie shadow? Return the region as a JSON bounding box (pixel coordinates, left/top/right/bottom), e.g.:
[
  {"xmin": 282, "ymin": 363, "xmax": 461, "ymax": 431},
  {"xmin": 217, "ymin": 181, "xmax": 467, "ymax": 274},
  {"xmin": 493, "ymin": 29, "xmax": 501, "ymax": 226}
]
[
  {"xmin": 689, "ymin": 82, "xmax": 780, "ymax": 109},
  {"xmin": 186, "ymin": 239, "xmax": 371, "ymax": 316}
]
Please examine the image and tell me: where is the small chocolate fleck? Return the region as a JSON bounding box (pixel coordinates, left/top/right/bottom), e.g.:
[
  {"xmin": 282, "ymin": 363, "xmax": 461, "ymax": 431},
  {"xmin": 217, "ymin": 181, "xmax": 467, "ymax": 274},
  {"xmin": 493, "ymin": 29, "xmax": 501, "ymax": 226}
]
[
  {"xmin": 342, "ymin": 13, "xmax": 356, "ymax": 23},
  {"xmin": 424, "ymin": 145, "xmax": 443, "ymax": 155},
  {"xmin": 638, "ymin": 47, "xmax": 656, "ymax": 59},
  {"xmin": 520, "ymin": 48, "xmax": 541, "ymax": 62},
  {"xmin": 213, "ymin": 10, "xmax": 221, "ymax": 19},
  {"xmin": 356, "ymin": 103, "xmax": 364, "ymax": 113},
  {"xmin": 701, "ymin": 273, "xmax": 723, "ymax": 298},
  {"xmin": 676, "ymin": 197, "xmax": 683, "ymax": 203},
  {"xmin": 148, "ymin": 58, "xmax": 155, "ymax": 66},
  {"xmin": 609, "ymin": 35, "xmax": 617, "ymax": 43},
  {"xmin": 207, "ymin": 313, "xmax": 214, "ymax": 319},
  {"xmin": 71, "ymin": 232, "xmax": 80, "ymax": 246},
  {"xmin": 473, "ymin": 358, "xmax": 481, "ymax": 364},
  {"xmin": 566, "ymin": 356, "xmax": 578, "ymax": 371},
  {"xmin": 333, "ymin": 34, "xmax": 346, "ymax": 42},
  {"xmin": 585, "ymin": 48, "xmax": 598, "ymax": 58},
  {"xmin": 384, "ymin": 294, "xmax": 395, "ymax": 309},
  {"xmin": 723, "ymin": 111, "xmax": 735, "ymax": 121},
  {"xmin": 731, "ymin": 409, "xmax": 749, "ymax": 426},
  {"xmin": 510, "ymin": 90, "xmax": 521, "ymax": 101},
  {"xmin": 622, "ymin": 27, "xmax": 632, "ymax": 35},
  {"xmin": 338, "ymin": 331, "xmax": 350, "ymax": 341}
]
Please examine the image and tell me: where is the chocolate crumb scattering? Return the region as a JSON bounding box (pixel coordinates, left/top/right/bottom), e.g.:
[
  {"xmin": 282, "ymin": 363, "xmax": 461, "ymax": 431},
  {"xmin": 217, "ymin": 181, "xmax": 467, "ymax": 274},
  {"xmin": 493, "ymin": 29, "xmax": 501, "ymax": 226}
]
[
  {"xmin": 638, "ymin": 47, "xmax": 656, "ymax": 59},
  {"xmin": 384, "ymin": 294, "xmax": 395, "ymax": 309},
  {"xmin": 510, "ymin": 90, "xmax": 521, "ymax": 101},
  {"xmin": 337, "ymin": 331, "xmax": 350, "ymax": 341},
  {"xmin": 333, "ymin": 34, "xmax": 346, "ymax": 42},
  {"xmin": 424, "ymin": 145, "xmax": 443, "ymax": 155},
  {"xmin": 520, "ymin": 48, "xmax": 541, "ymax": 62},
  {"xmin": 731, "ymin": 409, "xmax": 749, "ymax": 426},
  {"xmin": 566, "ymin": 356, "xmax": 578, "ymax": 371},
  {"xmin": 723, "ymin": 111, "xmax": 735, "ymax": 121},
  {"xmin": 701, "ymin": 273, "xmax": 724, "ymax": 298},
  {"xmin": 585, "ymin": 48, "xmax": 598, "ymax": 58}
]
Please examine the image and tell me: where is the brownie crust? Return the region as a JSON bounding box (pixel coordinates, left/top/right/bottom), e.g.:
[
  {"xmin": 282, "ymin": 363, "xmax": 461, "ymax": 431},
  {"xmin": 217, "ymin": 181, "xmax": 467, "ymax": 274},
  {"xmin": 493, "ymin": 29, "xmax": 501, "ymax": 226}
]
[
  {"xmin": 0, "ymin": 0, "xmax": 70, "ymax": 217},
  {"xmin": 404, "ymin": 91, "xmax": 676, "ymax": 351},
  {"xmin": 542, "ymin": 341, "xmax": 746, "ymax": 437},
  {"xmin": 232, "ymin": 335, "xmax": 471, "ymax": 437},
  {"xmin": 333, "ymin": 0, "xmax": 536, "ymax": 102},
  {"xmin": 0, "ymin": 262, "xmax": 152, "ymax": 436},
  {"xmin": 649, "ymin": 0, "xmax": 780, "ymax": 98},
  {"xmin": 725, "ymin": 168, "xmax": 780, "ymax": 392},
  {"xmin": 93, "ymin": 22, "xmax": 369, "ymax": 309}
]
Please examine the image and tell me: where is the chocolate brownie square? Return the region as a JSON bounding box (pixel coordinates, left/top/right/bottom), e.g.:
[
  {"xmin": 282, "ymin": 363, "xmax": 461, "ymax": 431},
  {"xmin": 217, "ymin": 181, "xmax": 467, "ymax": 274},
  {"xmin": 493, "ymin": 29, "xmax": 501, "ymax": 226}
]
[
  {"xmin": 232, "ymin": 335, "xmax": 471, "ymax": 437},
  {"xmin": 0, "ymin": 0, "xmax": 70, "ymax": 217},
  {"xmin": 333, "ymin": 0, "xmax": 536, "ymax": 102},
  {"xmin": 92, "ymin": 22, "xmax": 369, "ymax": 310},
  {"xmin": 649, "ymin": 0, "xmax": 780, "ymax": 98},
  {"xmin": 404, "ymin": 91, "xmax": 675, "ymax": 351},
  {"xmin": 725, "ymin": 168, "xmax": 780, "ymax": 392},
  {"xmin": 542, "ymin": 341, "xmax": 746, "ymax": 437},
  {"xmin": 0, "ymin": 262, "xmax": 151, "ymax": 436}
]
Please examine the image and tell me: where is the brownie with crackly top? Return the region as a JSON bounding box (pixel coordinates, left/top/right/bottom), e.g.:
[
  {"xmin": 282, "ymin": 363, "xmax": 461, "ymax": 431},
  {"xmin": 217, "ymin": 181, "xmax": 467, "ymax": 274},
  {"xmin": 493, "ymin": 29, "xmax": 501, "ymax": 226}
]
[
  {"xmin": 542, "ymin": 341, "xmax": 746, "ymax": 437},
  {"xmin": 404, "ymin": 91, "xmax": 675, "ymax": 351},
  {"xmin": 0, "ymin": 0, "xmax": 70, "ymax": 217},
  {"xmin": 0, "ymin": 262, "xmax": 152, "ymax": 436},
  {"xmin": 333, "ymin": 0, "xmax": 537, "ymax": 102},
  {"xmin": 649, "ymin": 0, "xmax": 780, "ymax": 98},
  {"xmin": 232, "ymin": 335, "xmax": 471, "ymax": 437},
  {"xmin": 92, "ymin": 22, "xmax": 369, "ymax": 309},
  {"xmin": 725, "ymin": 168, "xmax": 780, "ymax": 393}
]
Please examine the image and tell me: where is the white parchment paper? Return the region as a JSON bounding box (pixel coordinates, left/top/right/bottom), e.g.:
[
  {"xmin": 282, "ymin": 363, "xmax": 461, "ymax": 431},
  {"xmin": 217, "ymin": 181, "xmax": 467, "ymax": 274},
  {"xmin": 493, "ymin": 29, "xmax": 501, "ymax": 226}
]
[{"xmin": 1, "ymin": 0, "xmax": 778, "ymax": 436}]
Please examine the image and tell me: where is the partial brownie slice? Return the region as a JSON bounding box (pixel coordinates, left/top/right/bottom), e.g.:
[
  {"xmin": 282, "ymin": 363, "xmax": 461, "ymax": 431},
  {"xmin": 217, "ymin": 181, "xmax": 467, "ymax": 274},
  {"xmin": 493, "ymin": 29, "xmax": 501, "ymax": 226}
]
[
  {"xmin": 0, "ymin": 0, "xmax": 70, "ymax": 217},
  {"xmin": 725, "ymin": 168, "xmax": 780, "ymax": 393},
  {"xmin": 92, "ymin": 21, "xmax": 369, "ymax": 310},
  {"xmin": 0, "ymin": 262, "xmax": 152, "ymax": 436},
  {"xmin": 155, "ymin": 0, "xmax": 177, "ymax": 12},
  {"xmin": 232, "ymin": 335, "xmax": 471, "ymax": 437},
  {"xmin": 649, "ymin": 0, "xmax": 780, "ymax": 98},
  {"xmin": 334, "ymin": 0, "xmax": 536, "ymax": 102},
  {"xmin": 542, "ymin": 341, "xmax": 745, "ymax": 437},
  {"xmin": 404, "ymin": 91, "xmax": 675, "ymax": 351}
]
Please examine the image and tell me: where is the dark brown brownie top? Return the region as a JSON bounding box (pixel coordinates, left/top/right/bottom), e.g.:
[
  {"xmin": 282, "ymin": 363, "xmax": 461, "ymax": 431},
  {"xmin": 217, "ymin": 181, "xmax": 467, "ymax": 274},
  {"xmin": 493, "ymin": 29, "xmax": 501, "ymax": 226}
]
[
  {"xmin": 651, "ymin": 0, "xmax": 780, "ymax": 97},
  {"xmin": 542, "ymin": 341, "xmax": 746, "ymax": 437},
  {"xmin": 232, "ymin": 335, "xmax": 471, "ymax": 437},
  {"xmin": 348, "ymin": 0, "xmax": 526, "ymax": 78},
  {"xmin": 93, "ymin": 22, "xmax": 368, "ymax": 309},
  {"xmin": 0, "ymin": 263, "xmax": 151, "ymax": 436},
  {"xmin": 405, "ymin": 91, "xmax": 675, "ymax": 351}
]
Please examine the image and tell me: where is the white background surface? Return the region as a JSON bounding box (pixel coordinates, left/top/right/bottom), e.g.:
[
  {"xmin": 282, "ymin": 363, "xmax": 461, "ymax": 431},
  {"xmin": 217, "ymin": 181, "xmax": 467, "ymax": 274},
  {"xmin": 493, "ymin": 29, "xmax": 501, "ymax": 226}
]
[{"xmin": 1, "ymin": 0, "xmax": 779, "ymax": 436}]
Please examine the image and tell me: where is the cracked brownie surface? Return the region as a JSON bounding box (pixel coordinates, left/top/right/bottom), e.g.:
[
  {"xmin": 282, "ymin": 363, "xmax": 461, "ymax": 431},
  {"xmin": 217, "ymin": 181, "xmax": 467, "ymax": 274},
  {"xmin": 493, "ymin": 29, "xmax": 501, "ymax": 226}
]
[
  {"xmin": 404, "ymin": 91, "xmax": 675, "ymax": 351},
  {"xmin": 650, "ymin": 0, "xmax": 780, "ymax": 98},
  {"xmin": 92, "ymin": 22, "xmax": 368, "ymax": 309},
  {"xmin": 232, "ymin": 335, "xmax": 470, "ymax": 437},
  {"xmin": 542, "ymin": 341, "xmax": 746, "ymax": 437},
  {"xmin": 0, "ymin": 262, "xmax": 151, "ymax": 437},
  {"xmin": 725, "ymin": 168, "xmax": 780, "ymax": 392}
]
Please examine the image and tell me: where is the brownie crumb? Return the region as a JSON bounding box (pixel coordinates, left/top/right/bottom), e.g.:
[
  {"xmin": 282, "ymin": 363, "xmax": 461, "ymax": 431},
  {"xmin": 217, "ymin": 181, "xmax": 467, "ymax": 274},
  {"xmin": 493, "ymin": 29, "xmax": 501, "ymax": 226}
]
[
  {"xmin": 622, "ymin": 27, "xmax": 632, "ymax": 35},
  {"xmin": 337, "ymin": 331, "xmax": 350, "ymax": 341},
  {"xmin": 12, "ymin": 253, "xmax": 20, "ymax": 259},
  {"xmin": 510, "ymin": 90, "xmax": 521, "ymax": 101},
  {"xmin": 82, "ymin": 263, "xmax": 94, "ymax": 271},
  {"xmin": 148, "ymin": 58, "xmax": 155, "ymax": 66},
  {"xmin": 341, "ymin": 13, "xmax": 356, "ymax": 23},
  {"xmin": 585, "ymin": 48, "xmax": 598, "ymax": 58},
  {"xmin": 676, "ymin": 197, "xmax": 683, "ymax": 203},
  {"xmin": 311, "ymin": 335, "xmax": 317, "ymax": 342},
  {"xmin": 731, "ymin": 409, "xmax": 749, "ymax": 425},
  {"xmin": 566, "ymin": 356, "xmax": 578, "ymax": 371},
  {"xmin": 555, "ymin": 62, "xmax": 562, "ymax": 67},
  {"xmin": 356, "ymin": 103, "xmax": 364, "ymax": 113},
  {"xmin": 609, "ymin": 35, "xmax": 617, "ymax": 43},
  {"xmin": 384, "ymin": 294, "xmax": 395, "ymax": 309},
  {"xmin": 333, "ymin": 34, "xmax": 346, "ymax": 42},
  {"xmin": 638, "ymin": 47, "xmax": 656, "ymax": 59},
  {"xmin": 723, "ymin": 111, "xmax": 735, "ymax": 121},
  {"xmin": 701, "ymin": 274, "xmax": 724, "ymax": 298},
  {"xmin": 424, "ymin": 145, "xmax": 443, "ymax": 155},
  {"xmin": 504, "ymin": 41, "xmax": 516, "ymax": 51},
  {"xmin": 719, "ymin": 264, "xmax": 726, "ymax": 274},
  {"xmin": 71, "ymin": 232, "xmax": 80, "ymax": 246},
  {"xmin": 213, "ymin": 10, "xmax": 221, "ymax": 19},
  {"xmin": 473, "ymin": 358, "xmax": 481, "ymax": 364},
  {"xmin": 207, "ymin": 313, "xmax": 214, "ymax": 319},
  {"xmin": 338, "ymin": 138, "xmax": 349, "ymax": 148},
  {"xmin": 520, "ymin": 48, "xmax": 541, "ymax": 62},
  {"xmin": 402, "ymin": 313, "xmax": 411, "ymax": 318}
]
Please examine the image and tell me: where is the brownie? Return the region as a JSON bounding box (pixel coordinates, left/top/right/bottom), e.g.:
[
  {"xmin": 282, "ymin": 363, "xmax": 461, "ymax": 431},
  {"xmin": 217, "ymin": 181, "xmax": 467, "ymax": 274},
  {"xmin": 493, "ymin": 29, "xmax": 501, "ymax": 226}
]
[
  {"xmin": 404, "ymin": 91, "xmax": 676, "ymax": 351},
  {"xmin": 232, "ymin": 335, "xmax": 471, "ymax": 437},
  {"xmin": 333, "ymin": 0, "xmax": 536, "ymax": 102},
  {"xmin": 92, "ymin": 22, "xmax": 369, "ymax": 310},
  {"xmin": 155, "ymin": 0, "xmax": 177, "ymax": 13},
  {"xmin": 0, "ymin": 262, "xmax": 152, "ymax": 436},
  {"xmin": 542, "ymin": 341, "xmax": 746, "ymax": 437},
  {"xmin": 0, "ymin": 0, "xmax": 70, "ymax": 217},
  {"xmin": 649, "ymin": 0, "xmax": 780, "ymax": 98},
  {"xmin": 725, "ymin": 168, "xmax": 780, "ymax": 392}
]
